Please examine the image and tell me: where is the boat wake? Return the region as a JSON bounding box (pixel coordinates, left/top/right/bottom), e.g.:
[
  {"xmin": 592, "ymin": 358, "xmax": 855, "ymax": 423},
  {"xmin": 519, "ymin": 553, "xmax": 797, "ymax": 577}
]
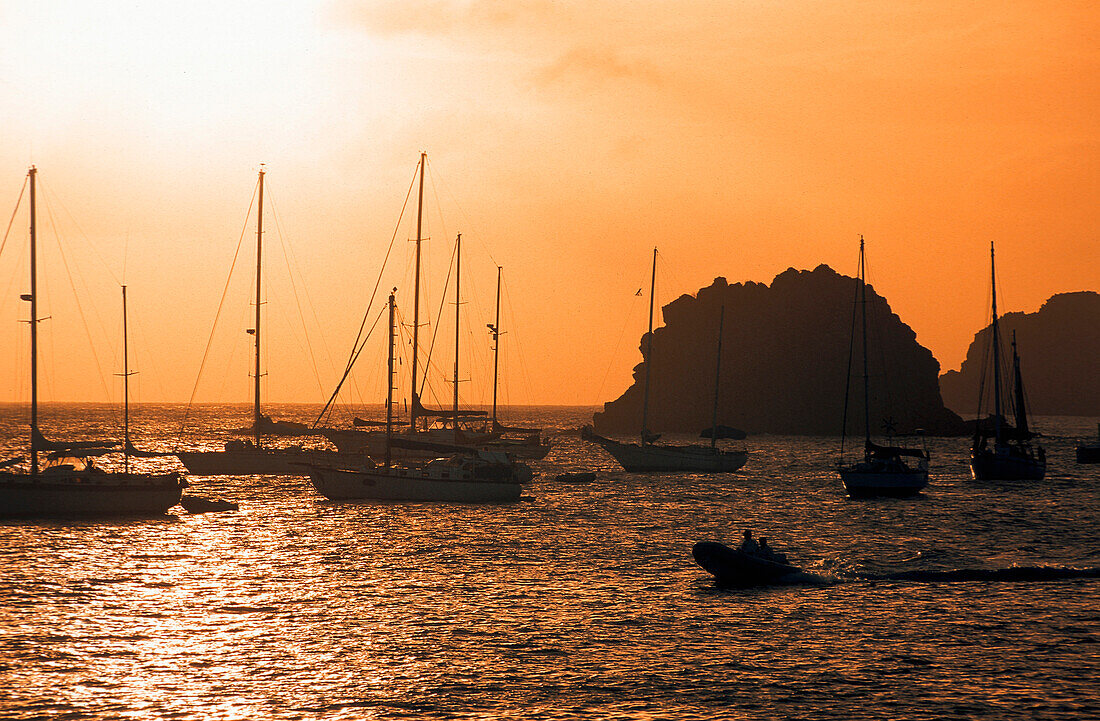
[
  {"xmin": 705, "ymin": 565, "xmax": 1100, "ymax": 590},
  {"xmin": 851, "ymin": 566, "xmax": 1100, "ymax": 583}
]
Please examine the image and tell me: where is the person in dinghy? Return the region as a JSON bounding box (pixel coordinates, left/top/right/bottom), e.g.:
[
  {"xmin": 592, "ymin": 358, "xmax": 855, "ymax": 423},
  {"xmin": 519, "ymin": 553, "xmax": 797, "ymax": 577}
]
[{"xmin": 693, "ymin": 529, "xmax": 799, "ymax": 586}]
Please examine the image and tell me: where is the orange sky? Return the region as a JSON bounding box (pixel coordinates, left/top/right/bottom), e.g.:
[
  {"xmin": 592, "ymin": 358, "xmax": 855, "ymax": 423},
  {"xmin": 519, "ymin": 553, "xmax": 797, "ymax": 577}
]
[{"xmin": 0, "ymin": 1, "xmax": 1097, "ymax": 408}]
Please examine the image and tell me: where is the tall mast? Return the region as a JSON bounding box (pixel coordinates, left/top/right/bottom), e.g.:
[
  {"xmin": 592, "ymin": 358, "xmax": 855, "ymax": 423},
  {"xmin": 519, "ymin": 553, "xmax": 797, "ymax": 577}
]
[
  {"xmin": 28, "ymin": 166, "xmax": 38, "ymax": 476},
  {"xmin": 490, "ymin": 266, "xmax": 502, "ymax": 428},
  {"xmin": 410, "ymin": 152, "xmax": 426, "ymax": 432},
  {"xmin": 453, "ymin": 233, "xmax": 461, "ymax": 445},
  {"xmin": 990, "ymin": 241, "xmax": 1002, "ymax": 445},
  {"xmin": 710, "ymin": 305, "xmax": 725, "ymax": 450},
  {"xmin": 253, "ymin": 167, "xmax": 265, "ymax": 449},
  {"xmin": 122, "ymin": 285, "xmax": 131, "ymax": 475},
  {"xmin": 860, "ymin": 236, "xmax": 870, "ymax": 448},
  {"xmin": 1011, "ymin": 331, "xmax": 1029, "ymax": 437},
  {"xmin": 640, "ymin": 247, "xmax": 657, "ymax": 445},
  {"xmin": 385, "ymin": 289, "xmax": 396, "ymax": 467}
]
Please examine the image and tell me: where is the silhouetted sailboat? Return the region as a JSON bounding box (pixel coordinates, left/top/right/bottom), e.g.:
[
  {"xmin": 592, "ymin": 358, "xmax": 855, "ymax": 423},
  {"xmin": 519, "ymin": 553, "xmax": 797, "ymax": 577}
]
[
  {"xmin": 970, "ymin": 242, "xmax": 1045, "ymax": 480},
  {"xmin": 479, "ymin": 265, "xmax": 551, "ymax": 459},
  {"xmin": 584, "ymin": 248, "xmax": 748, "ymax": 472},
  {"xmin": 176, "ymin": 169, "xmax": 356, "ymax": 475},
  {"xmin": 308, "ymin": 290, "xmax": 528, "ymax": 503},
  {"xmin": 1076, "ymin": 424, "xmax": 1100, "ymax": 464},
  {"xmin": 837, "ymin": 236, "xmax": 929, "ymax": 497},
  {"xmin": 321, "ymin": 155, "xmax": 543, "ymax": 461},
  {"xmin": 0, "ymin": 167, "xmax": 184, "ymax": 516}
]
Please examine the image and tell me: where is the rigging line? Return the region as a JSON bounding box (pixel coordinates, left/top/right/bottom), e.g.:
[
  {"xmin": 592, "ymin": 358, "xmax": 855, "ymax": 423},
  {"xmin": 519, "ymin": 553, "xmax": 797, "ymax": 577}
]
[
  {"xmin": 839, "ymin": 243, "xmax": 860, "ymax": 458},
  {"xmin": 175, "ymin": 178, "xmax": 259, "ymax": 444},
  {"xmin": 592, "ymin": 286, "xmax": 646, "ymax": 405},
  {"xmin": 315, "ymin": 166, "xmax": 419, "ymax": 426},
  {"xmin": 268, "ymin": 187, "xmax": 329, "ymax": 399},
  {"xmin": 420, "ymin": 239, "xmax": 458, "ymax": 399},
  {"xmin": 39, "ymin": 177, "xmax": 121, "ymax": 288},
  {"xmin": 41, "ymin": 187, "xmax": 114, "ymax": 403},
  {"xmin": 0, "ymin": 177, "xmax": 27, "ymax": 261},
  {"xmin": 429, "ymin": 157, "xmax": 499, "ymax": 269},
  {"xmin": 316, "ymin": 301, "xmax": 388, "ymax": 427},
  {"xmin": 501, "ymin": 274, "xmax": 537, "ymax": 407},
  {"xmin": 42, "ymin": 182, "xmax": 118, "ymax": 367}
]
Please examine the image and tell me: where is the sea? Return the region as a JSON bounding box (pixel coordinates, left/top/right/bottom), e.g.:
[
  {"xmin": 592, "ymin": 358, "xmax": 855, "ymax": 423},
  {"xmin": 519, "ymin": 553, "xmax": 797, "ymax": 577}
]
[{"xmin": 1, "ymin": 404, "xmax": 1097, "ymax": 720}]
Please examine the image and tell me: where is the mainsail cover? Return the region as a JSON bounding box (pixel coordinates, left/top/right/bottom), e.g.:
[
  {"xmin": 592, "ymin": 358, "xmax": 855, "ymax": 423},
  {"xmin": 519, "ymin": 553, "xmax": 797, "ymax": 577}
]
[
  {"xmin": 32, "ymin": 427, "xmax": 117, "ymax": 454},
  {"xmin": 867, "ymin": 440, "xmax": 928, "ymax": 460},
  {"xmin": 412, "ymin": 392, "xmax": 487, "ymax": 419}
]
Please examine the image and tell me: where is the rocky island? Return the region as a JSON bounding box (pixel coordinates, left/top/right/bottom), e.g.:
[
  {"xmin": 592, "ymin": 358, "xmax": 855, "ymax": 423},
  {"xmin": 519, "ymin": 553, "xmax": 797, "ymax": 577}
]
[
  {"xmin": 593, "ymin": 265, "xmax": 966, "ymax": 437},
  {"xmin": 939, "ymin": 291, "xmax": 1100, "ymax": 418}
]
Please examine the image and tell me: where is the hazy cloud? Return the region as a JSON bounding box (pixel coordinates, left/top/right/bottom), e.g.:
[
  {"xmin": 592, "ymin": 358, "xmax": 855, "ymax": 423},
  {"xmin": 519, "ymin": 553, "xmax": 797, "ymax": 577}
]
[
  {"xmin": 534, "ymin": 46, "xmax": 663, "ymax": 88},
  {"xmin": 332, "ymin": 0, "xmax": 573, "ymax": 38}
]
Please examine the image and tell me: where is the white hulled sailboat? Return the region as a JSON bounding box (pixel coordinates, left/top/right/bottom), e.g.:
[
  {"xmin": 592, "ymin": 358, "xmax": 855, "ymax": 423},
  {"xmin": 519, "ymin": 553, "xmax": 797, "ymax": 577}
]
[
  {"xmin": 584, "ymin": 248, "xmax": 748, "ymax": 473},
  {"xmin": 308, "ymin": 290, "xmax": 528, "ymax": 503},
  {"xmin": 175, "ymin": 168, "xmax": 360, "ymax": 475}
]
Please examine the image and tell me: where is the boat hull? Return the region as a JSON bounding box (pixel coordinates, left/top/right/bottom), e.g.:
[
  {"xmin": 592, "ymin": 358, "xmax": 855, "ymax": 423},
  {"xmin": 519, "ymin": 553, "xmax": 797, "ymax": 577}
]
[
  {"xmin": 591, "ymin": 435, "xmax": 747, "ymax": 473},
  {"xmin": 177, "ymin": 449, "xmax": 371, "ymax": 476},
  {"xmin": 970, "ymin": 447, "xmax": 1046, "ymax": 481},
  {"xmin": 692, "ymin": 541, "xmax": 799, "ymax": 586},
  {"xmin": 839, "ymin": 466, "xmax": 929, "ymax": 497},
  {"xmin": 323, "ymin": 429, "xmax": 551, "ymax": 461},
  {"xmin": 0, "ymin": 472, "xmax": 184, "ymax": 517},
  {"xmin": 1076, "ymin": 446, "xmax": 1100, "ymax": 464},
  {"xmin": 308, "ymin": 465, "xmax": 522, "ymax": 503}
]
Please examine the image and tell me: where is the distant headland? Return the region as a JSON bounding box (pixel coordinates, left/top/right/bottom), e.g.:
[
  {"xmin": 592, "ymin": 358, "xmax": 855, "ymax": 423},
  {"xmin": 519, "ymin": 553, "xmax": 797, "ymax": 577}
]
[
  {"xmin": 593, "ymin": 265, "xmax": 967, "ymax": 437},
  {"xmin": 940, "ymin": 291, "xmax": 1100, "ymax": 418}
]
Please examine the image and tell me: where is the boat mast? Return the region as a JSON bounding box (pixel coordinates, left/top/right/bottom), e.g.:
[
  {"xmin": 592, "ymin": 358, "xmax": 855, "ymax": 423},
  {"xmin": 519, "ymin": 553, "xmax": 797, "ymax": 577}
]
[
  {"xmin": 640, "ymin": 247, "xmax": 657, "ymax": 445},
  {"xmin": 253, "ymin": 167, "xmax": 265, "ymax": 449},
  {"xmin": 859, "ymin": 236, "xmax": 870, "ymax": 449},
  {"xmin": 1011, "ymin": 331, "xmax": 1029, "ymax": 438},
  {"xmin": 490, "ymin": 266, "xmax": 501, "ymax": 429},
  {"xmin": 453, "ymin": 233, "xmax": 461, "ymax": 445},
  {"xmin": 990, "ymin": 241, "xmax": 1002, "ymax": 445},
  {"xmin": 122, "ymin": 285, "xmax": 131, "ymax": 475},
  {"xmin": 28, "ymin": 166, "xmax": 38, "ymax": 476},
  {"xmin": 710, "ymin": 305, "xmax": 725, "ymax": 450},
  {"xmin": 410, "ymin": 152, "xmax": 426, "ymax": 433},
  {"xmin": 385, "ymin": 288, "xmax": 396, "ymax": 467}
]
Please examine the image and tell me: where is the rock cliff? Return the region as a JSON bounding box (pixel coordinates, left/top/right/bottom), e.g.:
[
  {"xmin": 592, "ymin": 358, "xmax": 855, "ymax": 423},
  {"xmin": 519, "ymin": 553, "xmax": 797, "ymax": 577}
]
[
  {"xmin": 939, "ymin": 291, "xmax": 1100, "ymax": 417},
  {"xmin": 593, "ymin": 265, "xmax": 966, "ymax": 436}
]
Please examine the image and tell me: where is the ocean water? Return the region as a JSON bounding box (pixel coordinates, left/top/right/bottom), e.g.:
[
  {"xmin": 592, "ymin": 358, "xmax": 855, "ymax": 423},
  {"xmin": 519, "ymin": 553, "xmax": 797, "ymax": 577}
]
[{"xmin": 1, "ymin": 404, "xmax": 1098, "ymax": 720}]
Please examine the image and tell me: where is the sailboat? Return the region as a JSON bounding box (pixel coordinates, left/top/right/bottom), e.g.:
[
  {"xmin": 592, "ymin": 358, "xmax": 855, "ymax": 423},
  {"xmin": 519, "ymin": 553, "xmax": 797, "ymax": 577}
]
[
  {"xmin": 176, "ymin": 168, "xmax": 359, "ymax": 475},
  {"xmin": 837, "ymin": 236, "xmax": 929, "ymax": 497},
  {"xmin": 320, "ymin": 155, "xmax": 540, "ymax": 462},
  {"xmin": 970, "ymin": 242, "xmax": 1046, "ymax": 480},
  {"xmin": 583, "ymin": 248, "xmax": 748, "ymax": 472},
  {"xmin": 478, "ymin": 265, "xmax": 551, "ymax": 459},
  {"xmin": 1076, "ymin": 424, "xmax": 1100, "ymax": 464},
  {"xmin": 0, "ymin": 166, "xmax": 185, "ymax": 517},
  {"xmin": 308, "ymin": 290, "xmax": 528, "ymax": 503}
]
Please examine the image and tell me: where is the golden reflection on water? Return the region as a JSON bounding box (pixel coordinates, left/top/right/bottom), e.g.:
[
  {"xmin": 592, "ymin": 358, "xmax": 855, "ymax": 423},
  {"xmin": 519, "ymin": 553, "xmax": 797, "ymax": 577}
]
[{"xmin": 0, "ymin": 409, "xmax": 1098, "ymax": 719}]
